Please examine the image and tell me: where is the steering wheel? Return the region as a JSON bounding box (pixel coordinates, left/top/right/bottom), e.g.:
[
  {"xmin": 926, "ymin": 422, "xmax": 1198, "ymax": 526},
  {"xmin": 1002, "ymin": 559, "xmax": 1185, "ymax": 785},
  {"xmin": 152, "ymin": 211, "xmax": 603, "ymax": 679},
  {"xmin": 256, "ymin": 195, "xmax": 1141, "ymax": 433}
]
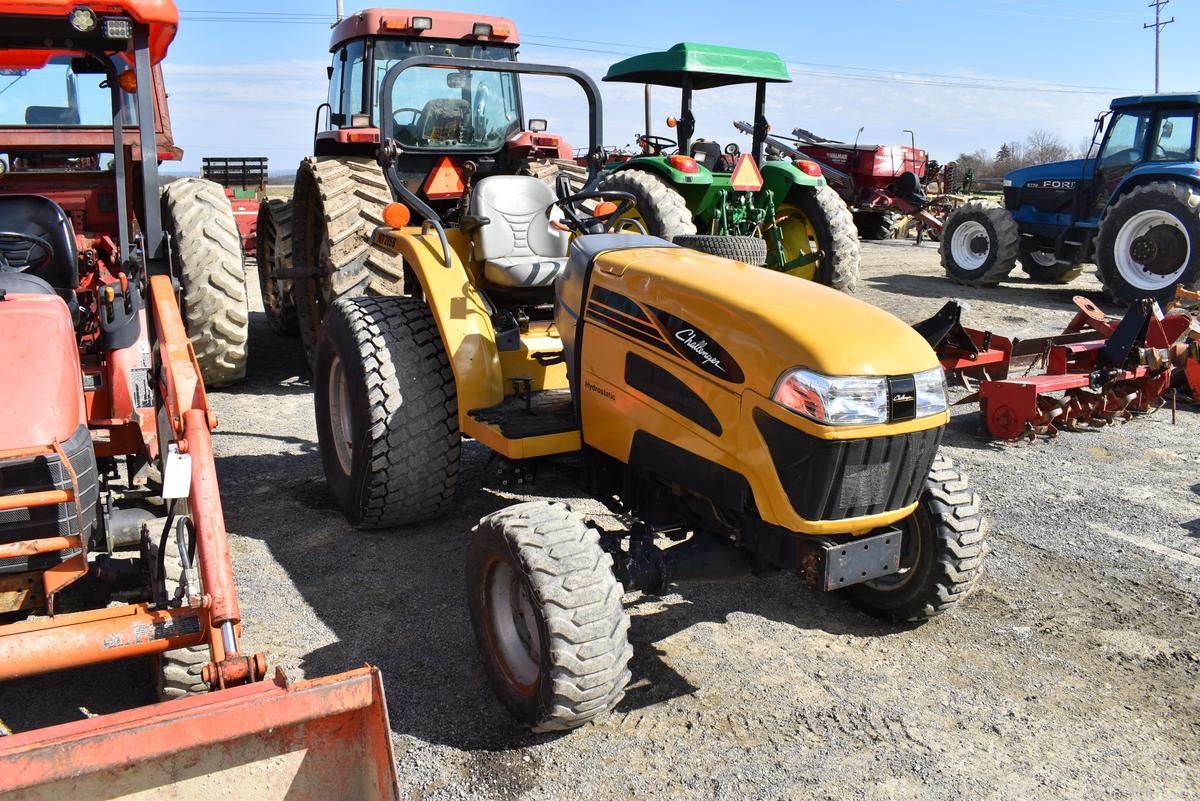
[
  {"xmin": 0, "ymin": 231, "xmax": 53, "ymax": 273},
  {"xmin": 638, "ymin": 134, "xmax": 676, "ymax": 156},
  {"xmin": 551, "ymin": 186, "xmax": 645, "ymax": 235}
]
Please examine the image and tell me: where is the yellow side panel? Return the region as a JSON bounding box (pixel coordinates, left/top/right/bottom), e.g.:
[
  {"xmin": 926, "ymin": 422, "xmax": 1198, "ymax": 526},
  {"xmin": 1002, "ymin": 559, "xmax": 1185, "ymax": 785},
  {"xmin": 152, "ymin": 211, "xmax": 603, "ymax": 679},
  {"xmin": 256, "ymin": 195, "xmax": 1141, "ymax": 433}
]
[{"xmin": 498, "ymin": 320, "xmax": 569, "ymax": 395}]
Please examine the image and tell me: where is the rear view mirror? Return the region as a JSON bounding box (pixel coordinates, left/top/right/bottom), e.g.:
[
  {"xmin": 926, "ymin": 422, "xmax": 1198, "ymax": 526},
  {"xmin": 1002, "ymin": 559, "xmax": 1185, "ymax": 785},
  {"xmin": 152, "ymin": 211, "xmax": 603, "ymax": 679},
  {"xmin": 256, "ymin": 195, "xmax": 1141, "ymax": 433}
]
[
  {"xmin": 528, "ymin": 118, "xmax": 547, "ymax": 132},
  {"xmin": 70, "ymin": 57, "xmax": 108, "ymax": 75},
  {"xmin": 1162, "ymin": 120, "xmax": 1175, "ymax": 138},
  {"xmin": 446, "ymin": 71, "xmax": 467, "ymax": 89}
]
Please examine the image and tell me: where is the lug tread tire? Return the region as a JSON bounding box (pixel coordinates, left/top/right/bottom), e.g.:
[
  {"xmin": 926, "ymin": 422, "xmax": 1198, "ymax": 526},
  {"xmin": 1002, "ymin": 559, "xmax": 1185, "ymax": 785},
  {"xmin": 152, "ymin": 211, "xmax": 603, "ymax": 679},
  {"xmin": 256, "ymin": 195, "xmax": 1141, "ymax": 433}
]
[
  {"xmin": 315, "ymin": 296, "xmax": 458, "ymax": 529},
  {"xmin": 853, "ymin": 210, "xmax": 900, "ymax": 241},
  {"xmin": 847, "ymin": 456, "xmax": 987, "ymax": 623},
  {"xmin": 517, "ymin": 158, "xmax": 589, "ymax": 193},
  {"xmin": 161, "ymin": 177, "xmax": 249, "ymax": 387},
  {"xmin": 147, "ymin": 520, "xmax": 209, "ymax": 700},
  {"xmin": 468, "ymin": 501, "xmax": 632, "ymax": 732},
  {"xmin": 784, "ymin": 185, "xmax": 861, "ymax": 293},
  {"xmin": 256, "ymin": 198, "xmax": 299, "ymax": 334},
  {"xmin": 596, "ymin": 169, "xmax": 697, "ymax": 241},
  {"xmin": 939, "ymin": 201, "xmax": 1019, "ymax": 286},
  {"xmin": 1096, "ymin": 180, "xmax": 1200, "ymax": 304},
  {"xmin": 292, "ymin": 157, "xmax": 406, "ymax": 363},
  {"xmin": 673, "ymin": 234, "xmax": 768, "ymax": 266}
]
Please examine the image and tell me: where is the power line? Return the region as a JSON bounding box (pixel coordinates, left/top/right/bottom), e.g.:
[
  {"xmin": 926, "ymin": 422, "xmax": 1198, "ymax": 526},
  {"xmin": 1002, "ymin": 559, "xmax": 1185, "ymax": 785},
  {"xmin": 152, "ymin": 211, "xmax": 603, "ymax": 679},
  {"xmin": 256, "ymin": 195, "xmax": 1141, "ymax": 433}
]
[
  {"xmin": 896, "ymin": 0, "xmax": 1133, "ymax": 24},
  {"xmin": 1144, "ymin": 0, "xmax": 1175, "ymax": 92}
]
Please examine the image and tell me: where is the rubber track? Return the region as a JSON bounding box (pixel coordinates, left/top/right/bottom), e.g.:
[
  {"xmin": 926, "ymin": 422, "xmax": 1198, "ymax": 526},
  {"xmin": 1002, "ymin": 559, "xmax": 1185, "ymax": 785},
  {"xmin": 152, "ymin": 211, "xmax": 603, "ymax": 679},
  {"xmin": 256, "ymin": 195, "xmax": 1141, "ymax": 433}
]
[
  {"xmin": 479, "ymin": 501, "xmax": 633, "ymax": 732},
  {"xmin": 162, "ymin": 177, "xmax": 249, "ymax": 387},
  {"xmin": 335, "ymin": 296, "xmax": 459, "ymax": 528}
]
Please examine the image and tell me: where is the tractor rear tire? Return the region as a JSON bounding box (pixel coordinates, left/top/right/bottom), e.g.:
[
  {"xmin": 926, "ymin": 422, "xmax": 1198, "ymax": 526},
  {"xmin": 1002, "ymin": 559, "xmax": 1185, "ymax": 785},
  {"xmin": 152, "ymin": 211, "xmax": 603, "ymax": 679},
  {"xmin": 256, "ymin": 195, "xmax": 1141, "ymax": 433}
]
[
  {"xmin": 292, "ymin": 157, "xmax": 406, "ymax": 365},
  {"xmin": 846, "ymin": 456, "xmax": 986, "ymax": 623},
  {"xmin": 467, "ymin": 501, "xmax": 632, "ymax": 732},
  {"xmin": 255, "ymin": 198, "xmax": 299, "ymax": 335},
  {"xmin": 673, "ymin": 234, "xmax": 768, "ymax": 266},
  {"xmin": 314, "ymin": 296, "xmax": 459, "ymax": 529},
  {"xmin": 939, "ymin": 201, "xmax": 1018, "ymax": 286},
  {"xmin": 853, "ymin": 210, "xmax": 900, "ymax": 241},
  {"xmin": 1018, "ymin": 238, "xmax": 1083, "ymax": 284},
  {"xmin": 777, "ymin": 185, "xmax": 861, "ymax": 293},
  {"xmin": 596, "ymin": 169, "xmax": 697, "ymax": 241},
  {"xmin": 147, "ymin": 517, "xmax": 209, "ymax": 701},
  {"xmin": 1096, "ymin": 181, "xmax": 1200, "ymax": 305},
  {"xmin": 162, "ymin": 177, "xmax": 249, "ymax": 388}
]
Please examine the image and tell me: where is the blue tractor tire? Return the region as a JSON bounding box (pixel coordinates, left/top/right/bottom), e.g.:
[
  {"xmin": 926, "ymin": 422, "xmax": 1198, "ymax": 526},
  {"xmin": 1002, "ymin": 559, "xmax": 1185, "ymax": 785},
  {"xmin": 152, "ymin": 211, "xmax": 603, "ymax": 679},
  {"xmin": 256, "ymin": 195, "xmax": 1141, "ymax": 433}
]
[
  {"xmin": 939, "ymin": 201, "xmax": 1019, "ymax": 286},
  {"xmin": 1096, "ymin": 181, "xmax": 1200, "ymax": 304}
]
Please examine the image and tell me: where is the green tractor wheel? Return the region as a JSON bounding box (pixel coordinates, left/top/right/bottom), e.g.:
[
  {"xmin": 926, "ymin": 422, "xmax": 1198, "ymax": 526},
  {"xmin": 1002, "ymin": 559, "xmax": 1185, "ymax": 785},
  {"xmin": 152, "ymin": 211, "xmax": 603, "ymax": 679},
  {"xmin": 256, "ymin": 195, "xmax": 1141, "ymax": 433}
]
[
  {"xmin": 769, "ymin": 185, "xmax": 860, "ymax": 293},
  {"xmin": 597, "ymin": 169, "xmax": 697, "ymax": 241}
]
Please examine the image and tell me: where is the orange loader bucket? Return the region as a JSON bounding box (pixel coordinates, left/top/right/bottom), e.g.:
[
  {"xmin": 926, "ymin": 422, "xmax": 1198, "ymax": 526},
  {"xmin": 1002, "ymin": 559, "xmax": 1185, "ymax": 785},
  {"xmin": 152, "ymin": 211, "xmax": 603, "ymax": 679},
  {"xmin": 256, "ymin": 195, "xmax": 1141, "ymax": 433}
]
[{"xmin": 0, "ymin": 667, "xmax": 399, "ymax": 800}]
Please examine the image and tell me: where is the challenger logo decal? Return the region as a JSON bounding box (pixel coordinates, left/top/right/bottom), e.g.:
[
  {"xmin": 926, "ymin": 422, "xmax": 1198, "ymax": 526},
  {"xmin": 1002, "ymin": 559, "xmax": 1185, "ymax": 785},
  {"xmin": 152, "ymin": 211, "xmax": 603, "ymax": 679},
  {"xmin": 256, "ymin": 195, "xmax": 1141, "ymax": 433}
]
[{"xmin": 648, "ymin": 306, "xmax": 745, "ymax": 384}]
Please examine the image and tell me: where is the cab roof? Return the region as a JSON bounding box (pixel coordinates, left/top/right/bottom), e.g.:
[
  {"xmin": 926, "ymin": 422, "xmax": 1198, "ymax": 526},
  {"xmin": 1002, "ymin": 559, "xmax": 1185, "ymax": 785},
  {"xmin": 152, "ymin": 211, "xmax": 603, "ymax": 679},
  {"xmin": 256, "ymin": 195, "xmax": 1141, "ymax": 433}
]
[
  {"xmin": 0, "ymin": 0, "xmax": 178, "ymax": 68},
  {"xmin": 603, "ymin": 42, "xmax": 791, "ymax": 89},
  {"xmin": 1111, "ymin": 92, "xmax": 1200, "ymax": 109},
  {"xmin": 330, "ymin": 8, "xmax": 518, "ymax": 50}
]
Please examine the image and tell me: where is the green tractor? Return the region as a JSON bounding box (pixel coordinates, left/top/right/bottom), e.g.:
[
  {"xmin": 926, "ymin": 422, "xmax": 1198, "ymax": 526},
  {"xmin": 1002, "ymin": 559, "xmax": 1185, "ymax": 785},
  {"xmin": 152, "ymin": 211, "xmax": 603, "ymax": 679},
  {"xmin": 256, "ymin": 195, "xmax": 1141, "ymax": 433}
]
[{"xmin": 597, "ymin": 42, "xmax": 859, "ymax": 292}]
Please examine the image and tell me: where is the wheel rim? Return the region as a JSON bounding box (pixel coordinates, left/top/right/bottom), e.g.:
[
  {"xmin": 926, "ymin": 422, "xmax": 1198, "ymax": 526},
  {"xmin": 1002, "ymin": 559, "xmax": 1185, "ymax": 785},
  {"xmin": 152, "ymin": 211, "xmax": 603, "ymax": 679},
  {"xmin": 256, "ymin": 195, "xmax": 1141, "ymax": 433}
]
[
  {"xmin": 1113, "ymin": 209, "xmax": 1191, "ymax": 290},
  {"xmin": 1027, "ymin": 248, "xmax": 1057, "ymax": 268},
  {"xmin": 483, "ymin": 556, "xmax": 542, "ymax": 694},
  {"xmin": 614, "ymin": 205, "xmax": 649, "ymax": 235},
  {"xmin": 862, "ymin": 511, "xmax": 926, "ymax": 591},
  {"xmin": 327, "ymin": 355, "xmax": 354, "ymax": 476},
  {"xmin": 949, "ymin": 220, "xmax": 991, "ymax": 271},
  {"xmin": 771, "ymin": 203, "xmax": 819, "ymax": 281}
]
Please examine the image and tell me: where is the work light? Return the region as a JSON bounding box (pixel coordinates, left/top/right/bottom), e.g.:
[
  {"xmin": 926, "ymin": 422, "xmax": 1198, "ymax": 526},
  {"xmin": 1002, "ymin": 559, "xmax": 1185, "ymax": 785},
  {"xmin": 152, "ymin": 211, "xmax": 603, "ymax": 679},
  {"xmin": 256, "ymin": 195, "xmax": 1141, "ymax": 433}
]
[
  {"xmin": 409, "ymin": 16, "xmax": 432, "ymax": 30},
  {"xmin": 472, "ymin": 22, "xmax": 493, "ymax": 37},
  {"xmin": 102, "ymin": 16, "xmax": 133, "ymax": 39},
  {"xmin": 69, "ymin": 6, "xmax": 97, "ymax": 32}
]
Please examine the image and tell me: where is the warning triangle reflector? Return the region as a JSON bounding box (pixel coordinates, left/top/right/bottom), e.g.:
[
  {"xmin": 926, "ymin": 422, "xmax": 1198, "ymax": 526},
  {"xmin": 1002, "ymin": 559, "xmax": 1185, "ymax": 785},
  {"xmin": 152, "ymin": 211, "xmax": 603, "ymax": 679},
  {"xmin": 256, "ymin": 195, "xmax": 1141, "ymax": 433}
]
[
  {"xmin": 423, "ymin": 156, "xmax": 465, "ymax": 199},
  {"xmin": 729, "ymin": 153, "xmax": 764, "ymax": 192}
]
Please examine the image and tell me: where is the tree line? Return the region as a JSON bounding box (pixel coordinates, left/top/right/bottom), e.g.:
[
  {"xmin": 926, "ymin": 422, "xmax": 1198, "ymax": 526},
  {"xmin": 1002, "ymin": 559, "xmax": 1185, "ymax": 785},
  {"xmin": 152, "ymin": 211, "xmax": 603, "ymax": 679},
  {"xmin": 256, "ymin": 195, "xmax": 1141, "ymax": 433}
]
[{"xmin": 952, "ymin": 128, "xmax": 1092, "ymax": 180}]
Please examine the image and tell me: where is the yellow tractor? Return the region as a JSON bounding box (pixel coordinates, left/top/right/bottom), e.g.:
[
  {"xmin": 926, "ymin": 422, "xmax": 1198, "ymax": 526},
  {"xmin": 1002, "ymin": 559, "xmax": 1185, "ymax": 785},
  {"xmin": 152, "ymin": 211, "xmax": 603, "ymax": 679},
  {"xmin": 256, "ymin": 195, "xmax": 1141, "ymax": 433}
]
[{"xmin": 314, "ymin": 57, "xmax": 987, "ymax": 732}]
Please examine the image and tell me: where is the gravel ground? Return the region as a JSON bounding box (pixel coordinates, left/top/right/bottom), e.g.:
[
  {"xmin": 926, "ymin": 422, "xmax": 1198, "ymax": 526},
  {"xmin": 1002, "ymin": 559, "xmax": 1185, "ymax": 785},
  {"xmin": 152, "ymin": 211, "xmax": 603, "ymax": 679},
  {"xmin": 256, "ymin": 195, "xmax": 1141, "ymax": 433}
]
[{"xmin": 3, "ymin": 241, "xmax": 1198, "ymax": 800}]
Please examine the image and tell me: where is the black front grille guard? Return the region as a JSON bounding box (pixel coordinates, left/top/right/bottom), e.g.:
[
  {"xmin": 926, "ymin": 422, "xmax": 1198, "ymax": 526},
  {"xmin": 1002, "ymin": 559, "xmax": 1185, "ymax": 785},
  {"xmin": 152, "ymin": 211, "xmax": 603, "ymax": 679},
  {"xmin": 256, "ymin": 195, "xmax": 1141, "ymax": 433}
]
[{"xmin": 375, "ymin": 56, "xmax": 606, "ymax": 267}]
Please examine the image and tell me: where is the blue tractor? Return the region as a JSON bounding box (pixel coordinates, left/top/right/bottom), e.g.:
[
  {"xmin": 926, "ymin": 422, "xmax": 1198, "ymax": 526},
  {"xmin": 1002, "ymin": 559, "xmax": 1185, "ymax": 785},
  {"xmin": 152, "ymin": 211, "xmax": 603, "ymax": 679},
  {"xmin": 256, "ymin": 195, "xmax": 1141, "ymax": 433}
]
[{"xmin": 941, "ymin": 93, "xmax": 1200, "ymax": 304}]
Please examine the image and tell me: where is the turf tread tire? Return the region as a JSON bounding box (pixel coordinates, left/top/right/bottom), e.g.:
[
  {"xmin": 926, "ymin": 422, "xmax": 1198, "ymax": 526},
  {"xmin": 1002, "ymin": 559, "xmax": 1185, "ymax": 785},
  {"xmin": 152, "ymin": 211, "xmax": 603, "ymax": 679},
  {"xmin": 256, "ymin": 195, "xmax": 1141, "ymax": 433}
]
[
  {"xmin": 314, "ymin": 296, "xmax": 459, "ymax": 529},
  {"xmin": 1095, "ymin": 180, "xmax": 1200, "ymax": 304},
  {"xmin": 161, "ymin": 177, "xmax": 249, "ymax": 387},
  {"xmin": 467, "ymin": 501, "xmax": 632, "ymax": 732},
  {"xmin": 673, "ymin": 234, "xmax": 768, "ymax": 265},
  {"xmin": 596, "ymin": 169, "xmax": 697, "ymax": 241},
  {"xmin": 939, "ymin": 201, "xmax": 1019, "ymax": 286},
  {"xmin": 846, "ymin": 455, "xmax": 986, "ymax": 623}
]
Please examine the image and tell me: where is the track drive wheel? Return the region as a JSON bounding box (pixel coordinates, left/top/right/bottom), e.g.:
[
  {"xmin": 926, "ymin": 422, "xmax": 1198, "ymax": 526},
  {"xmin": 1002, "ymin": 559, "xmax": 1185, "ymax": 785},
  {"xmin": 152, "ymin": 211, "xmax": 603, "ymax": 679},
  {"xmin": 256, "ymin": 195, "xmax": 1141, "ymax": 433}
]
[
  {"xmin": 1018, "ymin": 238, "xmax": 1083, "ymax": 283},
  {"xmin": 467, "ymin": 501, "xmax": 632, "ymax": 732},
  {"xmin": 939, "ymin": 201, "xmax": 1019, "ymax": 286},
  {"xmin": 771, "ymin": 185, "xmax": 860, "ymax": 292},
  {"xmin": 292, "ymin": 157, "xmax": 407, "ymax": 364},
  {"xmin": 147, "ymin": 516, "xmax": 209, "ymax": 700},
  {"xmin": 314, "ymin": 296, "xmax": 459, "ymax": 529},
  {"xmin": 673, "ymin": 234, "xmax": 768, "ymax": 265},
  {"xmin": 161, "ymin": 177, "xmax": 249, "ymax": 388},
  {"xmin": 255, "ymin": 198, "xmax": 299, "ymax": 335},
  {"xmin": 846, "ymin": 456, "xmax": 986, "ymax": 623},
  {"xmin": 1096, "ymin": 180, "xmax": 1200, "ymax": 304},
  {"xmin": 597, "ymin": 169, "xmax": 697, "ymax": 241}
]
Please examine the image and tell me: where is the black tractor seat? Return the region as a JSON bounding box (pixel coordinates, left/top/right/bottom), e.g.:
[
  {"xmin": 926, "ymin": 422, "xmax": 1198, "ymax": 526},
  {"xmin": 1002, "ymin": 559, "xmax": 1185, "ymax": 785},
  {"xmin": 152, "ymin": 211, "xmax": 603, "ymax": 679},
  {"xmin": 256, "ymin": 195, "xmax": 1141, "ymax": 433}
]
[{"xmin": 0, "ymin": 194, "xmax": 79, "ymax": 291}]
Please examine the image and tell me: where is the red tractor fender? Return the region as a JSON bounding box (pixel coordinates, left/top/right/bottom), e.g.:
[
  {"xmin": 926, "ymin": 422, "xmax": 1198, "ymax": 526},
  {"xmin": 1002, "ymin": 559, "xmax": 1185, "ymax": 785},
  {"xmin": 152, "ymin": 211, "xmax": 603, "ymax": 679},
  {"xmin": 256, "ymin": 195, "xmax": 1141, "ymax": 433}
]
[{"xmin": 0, "ymin": 293, "xmax": 84, "ymax": 451}]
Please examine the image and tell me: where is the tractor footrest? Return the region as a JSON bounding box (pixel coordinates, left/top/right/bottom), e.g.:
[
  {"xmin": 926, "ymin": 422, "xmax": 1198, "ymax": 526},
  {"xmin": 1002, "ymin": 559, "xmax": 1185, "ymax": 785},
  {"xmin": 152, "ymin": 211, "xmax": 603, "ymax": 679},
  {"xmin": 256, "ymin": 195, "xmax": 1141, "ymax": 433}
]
[{"xmin": 468, "ymin": 389, "xmax": 577, "ymax": 439}]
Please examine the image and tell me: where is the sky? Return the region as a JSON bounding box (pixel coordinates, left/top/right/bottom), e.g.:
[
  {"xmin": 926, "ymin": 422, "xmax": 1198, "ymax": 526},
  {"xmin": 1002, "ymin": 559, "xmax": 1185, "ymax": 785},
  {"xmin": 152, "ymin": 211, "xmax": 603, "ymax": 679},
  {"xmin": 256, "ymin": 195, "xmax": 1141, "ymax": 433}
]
[{"xmin": 161, "ymin": 0, "xmax": 1197, "ymax": 173}]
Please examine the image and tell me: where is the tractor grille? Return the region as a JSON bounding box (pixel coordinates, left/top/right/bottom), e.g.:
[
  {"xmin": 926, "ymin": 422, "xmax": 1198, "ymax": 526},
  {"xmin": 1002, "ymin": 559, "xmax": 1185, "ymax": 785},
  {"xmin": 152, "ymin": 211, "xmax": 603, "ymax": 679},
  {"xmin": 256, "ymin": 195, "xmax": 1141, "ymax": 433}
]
[
  {"xmin": 753, "ymin": 410, "xmax": 942, "ymax": 521},
  {"xmin": 0, "ymin": 424, "xmax": 98, "ymax": 574}
]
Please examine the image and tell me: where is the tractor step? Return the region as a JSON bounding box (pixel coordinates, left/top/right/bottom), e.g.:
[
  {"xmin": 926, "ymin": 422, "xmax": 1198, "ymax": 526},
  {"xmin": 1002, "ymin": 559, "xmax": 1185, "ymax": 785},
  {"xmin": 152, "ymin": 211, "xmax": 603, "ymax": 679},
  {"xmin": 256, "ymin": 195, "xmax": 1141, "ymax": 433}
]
[{"xmin": 468, "ymin": 389, "xmax": 577, "ymax": 439}]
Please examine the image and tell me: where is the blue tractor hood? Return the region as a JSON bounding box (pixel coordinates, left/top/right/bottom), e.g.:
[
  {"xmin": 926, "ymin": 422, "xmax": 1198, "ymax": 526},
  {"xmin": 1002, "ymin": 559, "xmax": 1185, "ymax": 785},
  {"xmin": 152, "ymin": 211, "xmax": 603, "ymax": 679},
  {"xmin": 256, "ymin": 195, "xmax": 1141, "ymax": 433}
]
[{"xmin": 1005, "ymin": 158, "xmax": 1094, "ymax": 187}]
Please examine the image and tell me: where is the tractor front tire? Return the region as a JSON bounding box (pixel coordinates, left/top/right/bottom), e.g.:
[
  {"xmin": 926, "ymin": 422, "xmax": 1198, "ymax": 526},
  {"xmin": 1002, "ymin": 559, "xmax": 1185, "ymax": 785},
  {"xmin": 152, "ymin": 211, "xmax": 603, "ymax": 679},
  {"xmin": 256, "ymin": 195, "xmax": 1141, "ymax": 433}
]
[
  {"xmin": 1018, "ymin": 238, "xmax": 1083, "ymax": 284},
  {"xmin": 162, "ymin": 177, "xmax": 249, "ymax": 388},
  {"xmin": 467, "ymin": 501, "xmax": 632, "ymax": 732},
  {"xmin": 596, "ymin": 169, "xmax": 697, "ymax": 241},
  {"xmin": 292, "ymin": 157, "xmax": 406, "ymax": 364},
  {"xmin": 673, "ymin": 234, "xmax": 768, "ymax": 266},
  {"xmin": 776, "ymin": 185, "xmax": 860, "ymax": 292},
  {"xmin": 846, "ymin": 456, "xmax": 986, "ymax": 623},
  {"xmin": 147, "ymin": 517, "xmax": 209, "ymax": 701},
  {"xmin": 1096, "ymin": 181, "xmax": 1200, "ymax": 305},
  {"xmin": 853, "ymin": 210, "xmax": 900, "ymax": 241},
  {"xmin": 939, "ymin": 201, "xmax": 1019, "ymax": 286},
  {"xmin": 314, "ymin": 296, "xmax": 459, "ymax": 529},
  {"xmin": 255, "ymin": 198, "xmax": 299, "ymax": 335}
]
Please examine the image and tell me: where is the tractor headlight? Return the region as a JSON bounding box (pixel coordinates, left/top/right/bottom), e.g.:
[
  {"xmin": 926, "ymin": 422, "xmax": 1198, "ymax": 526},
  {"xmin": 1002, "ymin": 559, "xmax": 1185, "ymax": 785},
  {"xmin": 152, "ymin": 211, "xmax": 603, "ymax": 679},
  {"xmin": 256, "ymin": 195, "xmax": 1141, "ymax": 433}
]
[
  {"xmin": 772, "ymin": 370, "xmax": 888, "ymax": 425},
  {"xmin": 913, "ymin": 366, "xmax": 949, "ymax": 418},
  {"xmin": 69, "ymin": 5, "xmax": 97, "ymax": 32}
]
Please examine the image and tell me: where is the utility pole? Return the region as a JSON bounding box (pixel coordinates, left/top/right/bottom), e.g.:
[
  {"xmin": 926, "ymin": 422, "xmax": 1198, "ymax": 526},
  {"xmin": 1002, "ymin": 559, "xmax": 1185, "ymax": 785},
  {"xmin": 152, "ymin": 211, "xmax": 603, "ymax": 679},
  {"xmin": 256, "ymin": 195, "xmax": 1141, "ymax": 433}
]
[{"xmin": 1144, "ymin": 0, "xmax": 1175, "ymax": 92}]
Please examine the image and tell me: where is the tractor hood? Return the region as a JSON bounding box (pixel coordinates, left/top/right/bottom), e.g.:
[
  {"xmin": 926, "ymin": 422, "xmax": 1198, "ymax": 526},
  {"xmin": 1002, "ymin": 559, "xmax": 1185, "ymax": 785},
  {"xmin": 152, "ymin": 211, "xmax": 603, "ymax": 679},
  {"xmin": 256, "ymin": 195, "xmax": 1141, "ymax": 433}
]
[
  {"xmin": 568, "ymin": 237, "xmax": 940, "ymax": 396},
  {"xmin": 1005, "ymin": 158, "xmax": 1093, "ymax": 188}
]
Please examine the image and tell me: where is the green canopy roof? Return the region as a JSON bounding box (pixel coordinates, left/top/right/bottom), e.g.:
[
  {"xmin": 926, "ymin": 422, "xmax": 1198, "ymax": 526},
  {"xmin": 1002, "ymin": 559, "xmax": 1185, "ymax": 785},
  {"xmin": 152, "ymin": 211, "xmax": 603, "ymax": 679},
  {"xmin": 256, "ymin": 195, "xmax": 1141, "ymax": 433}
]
[{"xmin": 603, "ymin": 42, "xmax": 791, "ymax": 89}]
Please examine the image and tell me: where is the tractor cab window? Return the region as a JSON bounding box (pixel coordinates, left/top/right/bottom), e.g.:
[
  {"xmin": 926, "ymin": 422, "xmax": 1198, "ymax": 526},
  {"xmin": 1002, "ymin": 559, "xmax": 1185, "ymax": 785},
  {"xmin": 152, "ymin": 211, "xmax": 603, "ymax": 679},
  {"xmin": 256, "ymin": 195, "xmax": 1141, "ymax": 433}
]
[
  {"xmin": 0, "ymin": 56, "xmax": 136, "ymax": 127},
  {"xmin": 328, "ymin": 39, "xmax": 366, "ymax": 128},
  {"xmin": 1098, "ymin": 111, "xmax": 1151, "ymax": 170},
  {"xmin": 1149, "ymin": 112, "xmax": 1196, "ymax": 162},
  {"xmin": 385, "ymin": 65, "xmax": 520, "ymax": 150}
]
